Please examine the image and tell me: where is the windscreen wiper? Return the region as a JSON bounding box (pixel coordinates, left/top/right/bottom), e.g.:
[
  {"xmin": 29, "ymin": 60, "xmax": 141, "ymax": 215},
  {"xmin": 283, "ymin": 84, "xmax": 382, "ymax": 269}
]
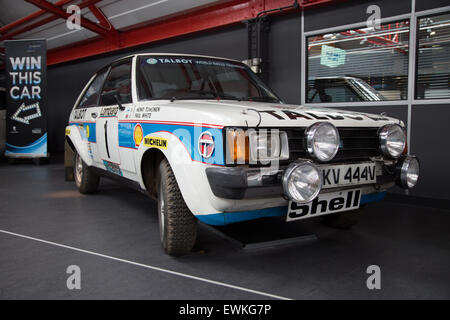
[
  {"xmin": 170, "ymin": 90, "xmax": 241, "ymax": 102},
  {"xmin": 242, "ymin": 96, "xmax": 281, "ymax": 103}
]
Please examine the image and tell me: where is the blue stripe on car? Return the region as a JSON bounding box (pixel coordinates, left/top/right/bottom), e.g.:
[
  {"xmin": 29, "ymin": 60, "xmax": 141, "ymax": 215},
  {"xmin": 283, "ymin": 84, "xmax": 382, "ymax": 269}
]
[{"xmin": 196, "ymin": 192, "xmax": 387, "ymax": 225}]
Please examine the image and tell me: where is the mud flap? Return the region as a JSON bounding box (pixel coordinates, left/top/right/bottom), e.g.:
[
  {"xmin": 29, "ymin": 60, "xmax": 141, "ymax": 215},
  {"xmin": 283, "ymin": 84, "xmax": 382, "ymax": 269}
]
[{"xmin": 64, "ymin": 139, "xmax": 75, "ymax": 181}]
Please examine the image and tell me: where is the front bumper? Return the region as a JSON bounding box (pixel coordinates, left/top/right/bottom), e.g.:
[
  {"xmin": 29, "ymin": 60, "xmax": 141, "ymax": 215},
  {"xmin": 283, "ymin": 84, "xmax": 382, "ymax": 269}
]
[
  {"xmin": 205, "ymin": 167, "xmax": 284, "ymax": 200},
  {"xmin": 206, "ymin": 157, "xmax": 416, "ymax": 200}
]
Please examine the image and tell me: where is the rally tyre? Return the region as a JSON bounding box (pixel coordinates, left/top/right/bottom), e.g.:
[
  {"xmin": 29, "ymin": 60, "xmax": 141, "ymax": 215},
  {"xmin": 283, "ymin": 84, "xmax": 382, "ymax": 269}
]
[
  {"xmin": 157, "ymin": 158, "xmax": 197, "ymax": 256},
  {"xmin": 322, "ymin": 207, "xmax": 364, "ymax": 229},
  {"xmin": 74, "ymin": 151, "xmax": 100, "ymax": 194}
]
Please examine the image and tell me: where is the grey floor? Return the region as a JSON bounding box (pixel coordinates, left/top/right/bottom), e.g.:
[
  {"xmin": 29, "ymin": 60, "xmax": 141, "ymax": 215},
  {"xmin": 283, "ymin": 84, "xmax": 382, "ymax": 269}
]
[{"xmin": 0, "ymin": 161, "xmax": 449, "ymax": 300}]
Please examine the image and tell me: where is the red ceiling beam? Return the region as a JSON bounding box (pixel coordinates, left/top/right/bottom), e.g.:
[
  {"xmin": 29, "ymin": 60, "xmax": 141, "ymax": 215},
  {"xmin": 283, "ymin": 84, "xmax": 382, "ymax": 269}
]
[
  {"xmin": 0, "ymin": 0, "xmax": 73, "ymax": 35},
  {"xmin": 46, "ymin": 0, "xmax": 296, "ymax": 65},
  {"xmin": 25, "ymin": 0, "xmax": 117, "ymax": 41},
  {"xmin": 88, "ymin": 4, "xmax": 114, "ymax": 30},
  {"xmin": 0, "ymin": 0, "xmax": 102, "ymax": 42},
  {"xmin": 42, "ymin": 0, "xmax": 339, "ymax": 65}
]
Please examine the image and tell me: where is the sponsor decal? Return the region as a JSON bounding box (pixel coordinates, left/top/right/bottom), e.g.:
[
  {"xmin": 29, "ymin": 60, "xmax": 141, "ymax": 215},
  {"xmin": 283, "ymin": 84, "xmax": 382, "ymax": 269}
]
[
  {"xmin": 73, "ymin": 108, "xmax": 87, "ymax": 120},
  {"xmin": 146, "ymin": 58, "xmax": 158, "ymax": 64},
  {"xmin": 65, "ymin": 128, "xmax": 71, "ymax": 136},
  {"xmin": 260, "ymin": 110, "xmax": 390, "ymax": 122},
  {"xmin": 87, "ymin": 142, "xmax": 93, "ymax": 160},
  {"xmin": 103, "ymin": 160, "xmax": 122, "ymax": 176},
  {"xmin": 100, "ymin": 106, "xmax": 119, "ymax": 117},
  {"xmin": 133, "ymin": 124, "xmax": 143, "ymax": 147},
  {"xmin": 156, "ymin": 58, "xmax": 193, "ymax": 64},
  {"xmin": 85, "ymin": 124, "xmax": 90, "ymax": 138},
  {"xmin": 193, "ymin": 59, "xmax": 245, "ymax": 69},
  {"xmin": 32, "ymin": 128, "xmax": 42, "ymax": 134},
  {"xmin": 144, "ymin": 136, "xmax": 168, "ymax": 149},
  {"xmin": 287, "ymin": 189, "xmax": 361, "ymax": 221},
  {"xmin": 198, "ymin": 131, "xmax": 215, "ymax": 159},
  {"xmin": 145, "ymin": 106, "xmax": 160, "ymax": 112}
]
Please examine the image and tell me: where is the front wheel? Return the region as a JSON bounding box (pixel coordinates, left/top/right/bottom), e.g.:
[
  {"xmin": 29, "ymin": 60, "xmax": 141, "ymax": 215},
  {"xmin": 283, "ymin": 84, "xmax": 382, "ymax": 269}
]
[
  {"xmin": 157, "ymin": 159, "xmax": 197, "ymax": 256},
  {"xmin": 74, "ymin": 151, "xmax": 100, "ymax": 194}
]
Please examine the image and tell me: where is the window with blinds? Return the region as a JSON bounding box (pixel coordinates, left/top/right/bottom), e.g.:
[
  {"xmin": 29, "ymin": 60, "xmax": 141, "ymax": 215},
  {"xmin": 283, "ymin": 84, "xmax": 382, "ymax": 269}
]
[
  {"xmin": 416, "ymin": 13, "xmax": 450, "ymax": 100},
  {"xmin": 306, "ymin": 21, "xmax": 410, "ymax": 103}
]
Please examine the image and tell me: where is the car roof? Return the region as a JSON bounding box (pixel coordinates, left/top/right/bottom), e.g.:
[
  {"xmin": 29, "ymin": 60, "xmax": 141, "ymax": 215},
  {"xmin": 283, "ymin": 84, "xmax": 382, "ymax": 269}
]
[{"xmin": 114, "ymin": 53, "xmax": 242, "ymax": 64}]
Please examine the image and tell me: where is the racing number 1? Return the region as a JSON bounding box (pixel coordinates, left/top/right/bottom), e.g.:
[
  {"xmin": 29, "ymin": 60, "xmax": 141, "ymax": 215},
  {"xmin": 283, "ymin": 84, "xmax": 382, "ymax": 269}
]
[{"xmin": 104, "ymin": 120, "xmax": 110, "ymax": 158}]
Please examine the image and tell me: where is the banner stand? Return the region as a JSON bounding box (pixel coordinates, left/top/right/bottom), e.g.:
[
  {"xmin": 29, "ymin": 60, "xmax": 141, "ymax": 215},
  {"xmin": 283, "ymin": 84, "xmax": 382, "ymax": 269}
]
[{"xmin": 4, "ymin": 39, "xmax": 49, "ymax": 163}]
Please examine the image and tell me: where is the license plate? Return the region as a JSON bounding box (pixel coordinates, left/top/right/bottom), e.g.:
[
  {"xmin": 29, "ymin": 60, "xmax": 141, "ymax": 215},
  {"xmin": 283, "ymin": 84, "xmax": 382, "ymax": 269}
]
[
  {"xmin": 286, "ymin": 189, "xmax": 361, "ymax": 222},
  {"xmin": 320, "ymin": 163, "xmax": 376, "ymax": 189}
]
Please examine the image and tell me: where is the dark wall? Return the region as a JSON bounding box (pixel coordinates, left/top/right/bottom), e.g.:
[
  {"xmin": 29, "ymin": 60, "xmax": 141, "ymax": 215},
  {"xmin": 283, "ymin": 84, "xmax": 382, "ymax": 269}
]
[{"xmin": 410, "ymin": 105, "xmax": 450, "ymax": 201}]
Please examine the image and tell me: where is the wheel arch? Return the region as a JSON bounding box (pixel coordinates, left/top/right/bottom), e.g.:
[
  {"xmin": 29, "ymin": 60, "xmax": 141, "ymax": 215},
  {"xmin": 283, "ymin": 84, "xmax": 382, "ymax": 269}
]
[{"xmin": 141, "ymin": 147, "xmax": 165, "ymax": 199}]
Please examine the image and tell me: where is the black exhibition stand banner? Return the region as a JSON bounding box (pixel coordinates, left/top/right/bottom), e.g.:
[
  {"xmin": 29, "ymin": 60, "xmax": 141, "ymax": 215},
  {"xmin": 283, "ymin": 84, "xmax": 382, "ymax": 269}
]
[{"xmin": 4, "ymin": 39, "xmax": 47, "ymax": 158}]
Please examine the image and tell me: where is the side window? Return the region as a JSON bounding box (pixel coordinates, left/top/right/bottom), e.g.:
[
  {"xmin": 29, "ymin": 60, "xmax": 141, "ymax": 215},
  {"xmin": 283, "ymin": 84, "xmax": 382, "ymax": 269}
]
[
  {"xmin": 100, "ymin": 61, "xmax": 132, "ymax": 106},
  {"xmin": 77, "ymin": 69, "xmax": 108, "ymax": 109}
]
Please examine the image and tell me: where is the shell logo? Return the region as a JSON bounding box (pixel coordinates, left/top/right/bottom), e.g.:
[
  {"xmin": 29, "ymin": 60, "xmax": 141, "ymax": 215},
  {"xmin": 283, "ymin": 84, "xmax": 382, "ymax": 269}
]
[{"xmin": 134, "ymin": 124, "xmax": 144, "ymax": 147}]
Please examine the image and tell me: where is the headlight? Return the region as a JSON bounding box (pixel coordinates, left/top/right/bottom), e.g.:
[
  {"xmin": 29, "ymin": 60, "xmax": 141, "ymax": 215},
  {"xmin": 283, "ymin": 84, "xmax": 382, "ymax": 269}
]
[
  {"xmin": 305, "ymin": 122, "xmax": 340, "ymax": 162},
  {"xmin": 225, "ymin": 128, "xmax": 289, "ymax": 164},
  {"xmin": 248, "ymin": 129, "xmax": 289, "ymax": 163},
  {"xmin": 282, "ymin": 161, "xmax": 322, "ymax": 203},
  {"xmin": 379, "ymin": 124, "xmax": 406, "ymax": 159},
  {"xmin": 396, "ymin": 156, "xmax": 419, "ymax": 189},
  {"xmin": 225, "ymin": 128, "xmax": 249, "ymax": 164}
]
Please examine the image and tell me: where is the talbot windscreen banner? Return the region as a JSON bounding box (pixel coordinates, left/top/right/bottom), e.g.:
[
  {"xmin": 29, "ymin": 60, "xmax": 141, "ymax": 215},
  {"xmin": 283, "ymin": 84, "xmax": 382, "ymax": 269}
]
[{"xmin": 4, "ymin": 40, "xmax": 47, "ymax": 158}]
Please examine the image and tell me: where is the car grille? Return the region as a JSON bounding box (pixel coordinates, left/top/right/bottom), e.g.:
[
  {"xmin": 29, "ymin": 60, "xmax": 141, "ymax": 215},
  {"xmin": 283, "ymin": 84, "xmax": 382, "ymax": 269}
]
[{"xmin": 285, "ymin": 127, "xmax": 381, "ymax": 163}]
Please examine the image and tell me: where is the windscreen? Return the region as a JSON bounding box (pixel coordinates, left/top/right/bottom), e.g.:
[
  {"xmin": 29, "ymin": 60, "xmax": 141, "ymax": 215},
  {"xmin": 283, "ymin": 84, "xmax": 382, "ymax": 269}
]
[{"xmin": 137, "ymin": 56, "xmax": 280, "ymax": 102}]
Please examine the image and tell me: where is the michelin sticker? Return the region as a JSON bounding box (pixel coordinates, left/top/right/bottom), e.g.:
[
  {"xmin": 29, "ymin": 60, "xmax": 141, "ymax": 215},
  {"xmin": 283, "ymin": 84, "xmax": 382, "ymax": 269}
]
[{"xmin": 144, "ymin": 136, "xmax": 168, "ymax": 149}]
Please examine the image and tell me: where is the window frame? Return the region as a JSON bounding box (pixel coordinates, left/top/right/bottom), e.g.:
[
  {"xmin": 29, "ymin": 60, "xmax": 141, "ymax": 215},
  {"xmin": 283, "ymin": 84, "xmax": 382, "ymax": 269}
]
[
  {"xmin": 301, "ymin": 7, "xmax": 450, "ymax": 107},
  {"xmin": 414, "ymin": 11, "xmax": 450, "ymax": 101},
  {"xmin": 304, "ymin": 17, "xmax": 411, "ymax": 106},
  {"xmin": 99, "ymin": 58, "xmax": 133, "ymax": 106},
  {"xmin": 135, "ymin": 55, "xmax": 281, "ymax": 102},
  {"xmin": 75, "ymin": 66, "xmax": 110, "ymax": 110}
]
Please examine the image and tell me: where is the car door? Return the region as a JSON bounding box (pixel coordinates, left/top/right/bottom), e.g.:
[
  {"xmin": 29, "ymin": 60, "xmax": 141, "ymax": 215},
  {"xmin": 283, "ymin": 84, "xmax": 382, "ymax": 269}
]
[
  {"xmin": 96, "ymin": 60, "xmax": 133, "ymax": 175},
  {"xmin": 71, "ymin": 67, "xmax": 109, "ymax": 165}
]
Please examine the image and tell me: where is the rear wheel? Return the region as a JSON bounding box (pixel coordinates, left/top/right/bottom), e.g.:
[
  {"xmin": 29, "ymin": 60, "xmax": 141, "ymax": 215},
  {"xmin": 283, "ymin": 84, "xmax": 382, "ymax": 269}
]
[
  {"xmin": 157, "ymin": 158, "xmax": 197, "ymax": 256},
  {"xmin": 74, "ymin": 151, "xmax": 99, "ymax": 194},
  {"xmin": 322, "ymin": 206, "xmax": 365, "ymax": 229}
]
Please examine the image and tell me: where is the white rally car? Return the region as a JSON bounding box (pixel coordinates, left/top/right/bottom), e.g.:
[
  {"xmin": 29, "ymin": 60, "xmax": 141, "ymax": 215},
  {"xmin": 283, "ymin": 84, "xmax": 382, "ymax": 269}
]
[{"xmin": 65, "ymin": 54, "xmax": 420, "ymax": 256}]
